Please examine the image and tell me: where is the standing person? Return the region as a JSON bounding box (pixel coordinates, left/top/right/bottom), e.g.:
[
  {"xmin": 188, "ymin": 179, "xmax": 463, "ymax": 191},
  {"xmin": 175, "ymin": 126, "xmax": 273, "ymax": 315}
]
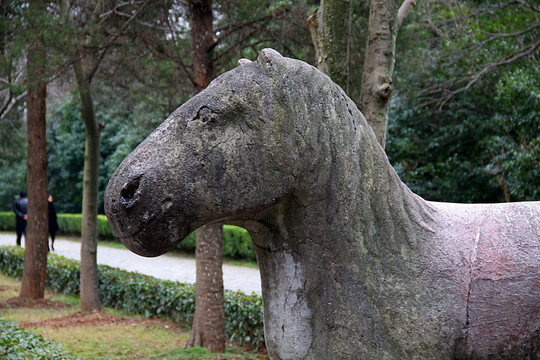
[
  {"xmin": 13, "ymin": 191, "xmax": 28, "ymax": 246},
  {"xmin": 48, "ymin": 194, "xmax": 59, "ymax": 251}
]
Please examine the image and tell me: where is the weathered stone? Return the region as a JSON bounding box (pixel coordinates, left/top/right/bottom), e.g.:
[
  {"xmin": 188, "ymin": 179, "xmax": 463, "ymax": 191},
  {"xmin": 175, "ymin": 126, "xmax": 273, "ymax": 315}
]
[{"xmin": 104, "ymin": 49, "xmax": 540, "ymax": 359}]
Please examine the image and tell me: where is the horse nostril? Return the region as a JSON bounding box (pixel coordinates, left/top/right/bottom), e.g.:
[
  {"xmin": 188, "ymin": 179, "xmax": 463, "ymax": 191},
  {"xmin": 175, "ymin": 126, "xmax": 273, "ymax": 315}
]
[{"xmin": 121, "ymin": 175, "xmax": 142, "ymax": 203}]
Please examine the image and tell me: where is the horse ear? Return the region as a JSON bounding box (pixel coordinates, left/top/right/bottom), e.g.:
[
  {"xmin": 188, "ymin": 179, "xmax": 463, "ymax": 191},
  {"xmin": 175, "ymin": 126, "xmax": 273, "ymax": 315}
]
[
  {"xmin": 238, "ymin": 58, "xmax": 252, "ymax": 66},
  {"xmin": 257, "ymin": 48, "xmax": 284, "ymax": 66}
]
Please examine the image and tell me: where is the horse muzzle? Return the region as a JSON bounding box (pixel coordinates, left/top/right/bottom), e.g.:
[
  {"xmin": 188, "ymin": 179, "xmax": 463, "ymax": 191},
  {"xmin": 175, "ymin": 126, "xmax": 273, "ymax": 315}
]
[{"xmin": 105, "ymin": 169, "xmax": 190, "ymax": 257}]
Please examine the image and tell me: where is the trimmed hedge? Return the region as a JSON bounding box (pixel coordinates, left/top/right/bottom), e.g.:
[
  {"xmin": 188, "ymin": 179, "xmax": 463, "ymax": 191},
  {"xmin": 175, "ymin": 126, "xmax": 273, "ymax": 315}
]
[
  {"xmin": 0, "ymin": 211, "xmax": 14, "ymax": 231},
  {"xmin": 0, "ymin": 318, "xmax": 79, "ymax": 360},
  {"xmin": 54, "ymin": 213, "xmax": 116, "ymax": 239},
  {"xmin": 0, "ymin": 245, "xmax": 265, "ymax": 349},
  {"xmin": 0, "ymin": 212, "xmax": 256, "ymax": 261}
]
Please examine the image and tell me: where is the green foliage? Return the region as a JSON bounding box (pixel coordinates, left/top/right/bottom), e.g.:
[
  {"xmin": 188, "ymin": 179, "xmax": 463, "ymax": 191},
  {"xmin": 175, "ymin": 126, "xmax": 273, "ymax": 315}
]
[
  {"xmin": 388, "ymin": 0, "xmax": 539, "ymax": 203},
  {"xmin": 213, "ymin": 0, "xmax": 313, "ymax": 72},
  {"xmin": 0, "ymin": 103, "xmax": 27, "ymax": 213},
  {"xmin": 224, "ymin": 292, "xmax": 264, "ymax": 347},
  {"xmin": 55, "ymin": 214, "xmax": 83, "ymax": 236},
  {"xmin": 46, "ymin": 99, "xmax": 86, "ymax": 214},
  {"xmin": 388, "ymin": 64, "xmax": 540, "ymax": 202},
  {"xmin": 222, "ymin": 225, "xmax": 256, "ymax": 261},
  {"xmin": 55, "ymin": 213, "xmax": 116, "ymax": 240},
  {"xmin": 0, "ymin": 212, "xmax": 117, "ymax": 240},
  {"xmin": 0, "ymin": 245, "xmax": 265, "ymax": 349},
  {"xmin": 0, "ymin": 212, "xmax": 15, "ymax": 231},
  {"xmin": 0, "ymin": 245, "xmax": 24, "ymax": 279},
  {"xmin": 46, "ymin": 93, "xmax": 152, "ymax": 214},
  {"xmin": 0, "ymin": 318, "xmax": 79, "ymax": 360}
]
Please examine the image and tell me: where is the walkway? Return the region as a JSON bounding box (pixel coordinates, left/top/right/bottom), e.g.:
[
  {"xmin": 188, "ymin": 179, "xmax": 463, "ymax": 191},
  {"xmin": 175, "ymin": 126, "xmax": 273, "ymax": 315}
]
[{"xmin": 0, "ymin": 233, "xmax": 261, "ymax": 295}]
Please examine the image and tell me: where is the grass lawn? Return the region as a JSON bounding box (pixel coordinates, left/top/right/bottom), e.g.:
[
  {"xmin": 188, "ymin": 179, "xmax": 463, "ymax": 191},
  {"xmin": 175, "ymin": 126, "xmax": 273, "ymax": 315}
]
[{"xmin": 0, "ymin": 274, "xmax": 266, "ymax": 359}]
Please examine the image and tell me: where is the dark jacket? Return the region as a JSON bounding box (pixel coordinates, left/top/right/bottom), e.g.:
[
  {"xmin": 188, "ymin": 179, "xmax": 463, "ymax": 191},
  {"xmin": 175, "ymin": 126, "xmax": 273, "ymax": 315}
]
[
  {"xmin": 48, "ymin": 202, "xmax": 59, "ymax": 233},
  {"xmin": 13, "ymin": 197, "xmax": 28, "ymax": 219}
]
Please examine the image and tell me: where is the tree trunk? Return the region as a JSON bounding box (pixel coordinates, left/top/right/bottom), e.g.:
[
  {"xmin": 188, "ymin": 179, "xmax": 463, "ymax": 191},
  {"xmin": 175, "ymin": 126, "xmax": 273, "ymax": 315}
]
[
  {"xmin": 360, "ymin": 0, "xmax": 400, "ymax": 148},
  {"xmin": 190, "ymin": 0, "xmax": 215, "ymax": 92},
  {"xmin": 187, "ymin": 224, "xmax": 226, "ymax": 352},
  {"xmin": 307, "ymin": 0, "xmax": 352, "ymax": 92},
  {"xmin": 20, "ymin": 0, "xmax": 48, "ymax": 299},
  {"xmin": 186, "ymin": 0, "xmax": 225, "ymax": 353},
  {"xmin": 74, "ymin": 59, "xmax": 103, "ymax": 312},
  {"xmin": 59, "ymin": 0, "xmax": 103, "ymax": 312}
]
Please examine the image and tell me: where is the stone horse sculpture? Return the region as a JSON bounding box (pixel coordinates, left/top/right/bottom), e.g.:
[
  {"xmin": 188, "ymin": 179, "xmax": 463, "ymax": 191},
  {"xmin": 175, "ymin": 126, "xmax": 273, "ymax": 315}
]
[{"xmin": 104, "ymin": 49, "xmax": 540, "ymax": 359}]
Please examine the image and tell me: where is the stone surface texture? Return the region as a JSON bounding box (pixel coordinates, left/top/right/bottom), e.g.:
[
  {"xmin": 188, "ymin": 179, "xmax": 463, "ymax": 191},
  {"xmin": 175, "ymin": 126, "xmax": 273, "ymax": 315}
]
[{"xmin": 105, "ymin": 49, "xmax": 540, "ymax": 360}]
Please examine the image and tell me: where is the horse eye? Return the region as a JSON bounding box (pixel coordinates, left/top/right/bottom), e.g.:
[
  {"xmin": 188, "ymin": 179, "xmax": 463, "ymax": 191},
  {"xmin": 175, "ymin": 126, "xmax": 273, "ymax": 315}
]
[{"xmin": 193, "ymin": 106, "xmax": 221, "ymax": 126}]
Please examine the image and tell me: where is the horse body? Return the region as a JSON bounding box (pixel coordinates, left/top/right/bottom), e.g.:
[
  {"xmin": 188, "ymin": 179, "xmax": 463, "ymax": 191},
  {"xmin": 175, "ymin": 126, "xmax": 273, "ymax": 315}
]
[{"xmin": 105, "ymin": 49, "xmax": 540, "ymax": 359}]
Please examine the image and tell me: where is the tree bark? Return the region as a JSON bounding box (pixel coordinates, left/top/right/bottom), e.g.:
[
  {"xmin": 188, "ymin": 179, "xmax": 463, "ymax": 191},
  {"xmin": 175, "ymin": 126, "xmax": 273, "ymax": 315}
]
[
  {"xmin": 186, "ymin": 0, "xmax": 226, "ymax": 352},
  {"xmin": 59, "ymin": 0, "xmax": 103, "ymax": 313},
  {"xmin": 360, "ymin": 0, "xmax": 401, "ymax": 148},
  {"xmin": 20, "ymin": 0, "xmax": 48, "ymax": 299},
  {"xmin": 307, "ymin": 0, "xmax": 352, "ymax": 92},
  {"xmin": 190, "ymin": 0, "xmax": 215, "ymax": 92},
  {"xmin": 187, "ymin": 224, "xmax": 226, "ymax": 352},
  {"xmin": 74, "ymin": 59, "xmax": 103, "ymax": 312}
]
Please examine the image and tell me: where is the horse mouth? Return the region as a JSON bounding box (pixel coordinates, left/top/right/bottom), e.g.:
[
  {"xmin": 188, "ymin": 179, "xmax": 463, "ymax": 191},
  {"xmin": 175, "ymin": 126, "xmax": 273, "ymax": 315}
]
[
  {"xmin": 118, "ymin": 211, "xmax": 189, "ymax": 258},
  {"xmin": 118, "ymin": 214, "xmax": 165, "ymax": 257}
]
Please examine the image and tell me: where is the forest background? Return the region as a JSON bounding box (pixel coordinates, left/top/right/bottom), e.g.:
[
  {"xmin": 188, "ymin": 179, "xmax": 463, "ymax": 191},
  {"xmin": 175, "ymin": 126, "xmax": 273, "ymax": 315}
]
[{"xmin": 1, "ymin": 0, "xmax": 539, "ymax": 215}]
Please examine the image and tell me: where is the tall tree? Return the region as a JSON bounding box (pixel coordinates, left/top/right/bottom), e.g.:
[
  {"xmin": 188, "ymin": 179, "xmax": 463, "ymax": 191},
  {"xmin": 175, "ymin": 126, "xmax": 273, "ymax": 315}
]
[
  {"xmin": 308, "ymin": 0, "xmax": 415, "ymax": 147},
  {"xmin": 60, "ymin": 0, "xmax": 162, "ymax": 311},
  {"xmin": 74, "ymin": 56, "xmax": 103, "ymax": 312},
  {"xmin": 20, "ymin": 0, "xmax": 49, "ymax": 299},
  {"xmin": 307, "ymin": 0, "xmax": 352, "ymax": 92},
  {"xmin": 184, "ymin": 0, "xmax": 226, "ymax": 352},
  {"xmin": 360, "ymin": 0, "xmax": 415, "ymax": 147},
  {"xmin": 188, "ymin": 225, "xmax": 225, "ymax": 352},
  {"xmin": 59, "ymin": 0, "xmax": 104, "ymax": 312}
]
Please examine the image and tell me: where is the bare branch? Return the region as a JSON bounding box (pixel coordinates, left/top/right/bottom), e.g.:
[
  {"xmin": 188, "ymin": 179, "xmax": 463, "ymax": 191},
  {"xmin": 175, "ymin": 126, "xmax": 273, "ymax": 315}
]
[
  {"xmin": 464, "ymin": 23, "xmax": 540, "ymax": 56},
  {"xmin": 213, "ymin": 7, "xmax": 287, "ymax": 48},
  {"xmin": 99, "ymin": 1, "xmax": 146, "ymax": 23},
  {"xmin": 417, "ymin": 38, "xmax": 540, "ymax": 110},
  {"xmin": 398, "ymin": 0, "xmax": 416, "ymax": 27},
  {"xmin": 118, "ymin": 0, "xmax": 151, "ymax": 33},
  {"xmin": 0, "ymin": 91, "xmax": 27, "ymax": 122},
  {"xmin": 515, "ymin": 0, "xmax": 540, "ymax": 13}
]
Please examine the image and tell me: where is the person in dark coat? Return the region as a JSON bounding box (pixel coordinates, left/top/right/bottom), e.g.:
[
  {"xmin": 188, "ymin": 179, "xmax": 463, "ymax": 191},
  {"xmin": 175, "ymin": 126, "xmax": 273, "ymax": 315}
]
[
  {"xmin": 13, "ymin": 191, "xmax": 28, "ymax": 246},
  {"xmin": 48, "ymin": 194, "xmax": 59, "ymax": 251}
]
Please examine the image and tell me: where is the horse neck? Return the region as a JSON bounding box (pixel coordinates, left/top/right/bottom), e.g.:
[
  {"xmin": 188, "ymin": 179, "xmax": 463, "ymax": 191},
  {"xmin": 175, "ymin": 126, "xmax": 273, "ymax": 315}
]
[
  {"xmin": 251, "ymin": 119, "xmax": 437, "ymax": 357},
  {"xmin": 295, "ymin": 89, "xmax": 436, "ymax": 253}
]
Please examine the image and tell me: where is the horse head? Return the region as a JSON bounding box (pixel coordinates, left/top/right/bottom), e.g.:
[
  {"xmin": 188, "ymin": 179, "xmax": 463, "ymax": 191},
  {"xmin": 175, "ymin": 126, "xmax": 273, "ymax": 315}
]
[{"xmin": 105, "ymin": 49, "xmax": 322, "ymax": 257}]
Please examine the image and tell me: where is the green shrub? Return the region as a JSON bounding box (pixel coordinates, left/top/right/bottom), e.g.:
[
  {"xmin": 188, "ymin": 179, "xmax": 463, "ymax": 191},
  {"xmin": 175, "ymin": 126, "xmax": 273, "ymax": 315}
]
[
  {"xmin": 0, "ymin": 318, "xmax": 79, "ymax": 360},
  {"xmin": 0, "ymin": 244, "xmax": 24, "ymax": 278},
  {"xmin": 56, "ymin": 213, "xmax": 81, "ymax": 235},
  {"xmin": 0, "ymin": 212, "xmax": 15, "ymax": 231},
  {"xmin": 223, "ymin": 225, "xmax": 255, "ymax": 261},
  {"xmin": 96, "ymin": 214, "xmax": 116, "ymax": 239},
  {"xmin": 0, "ymin": 245, "xmax": 265, "ymax": 349},
  {"xmin": 176, "ymin": 231, "xmax": 196, "ymax": 253}
]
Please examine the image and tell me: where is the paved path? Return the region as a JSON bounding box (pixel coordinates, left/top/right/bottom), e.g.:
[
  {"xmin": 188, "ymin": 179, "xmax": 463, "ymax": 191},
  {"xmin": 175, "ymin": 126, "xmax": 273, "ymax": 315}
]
[{"xmin": 0, "ymin": 233, "xmax": 261, "ymax": 295}]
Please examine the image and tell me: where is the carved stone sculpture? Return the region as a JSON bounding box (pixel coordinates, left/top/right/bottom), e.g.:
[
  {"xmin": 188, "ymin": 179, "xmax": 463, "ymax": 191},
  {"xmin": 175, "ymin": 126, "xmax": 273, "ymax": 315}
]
[{"xmin": 104, "ymin": 49, "xmax": 540, "ymax": 359}]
